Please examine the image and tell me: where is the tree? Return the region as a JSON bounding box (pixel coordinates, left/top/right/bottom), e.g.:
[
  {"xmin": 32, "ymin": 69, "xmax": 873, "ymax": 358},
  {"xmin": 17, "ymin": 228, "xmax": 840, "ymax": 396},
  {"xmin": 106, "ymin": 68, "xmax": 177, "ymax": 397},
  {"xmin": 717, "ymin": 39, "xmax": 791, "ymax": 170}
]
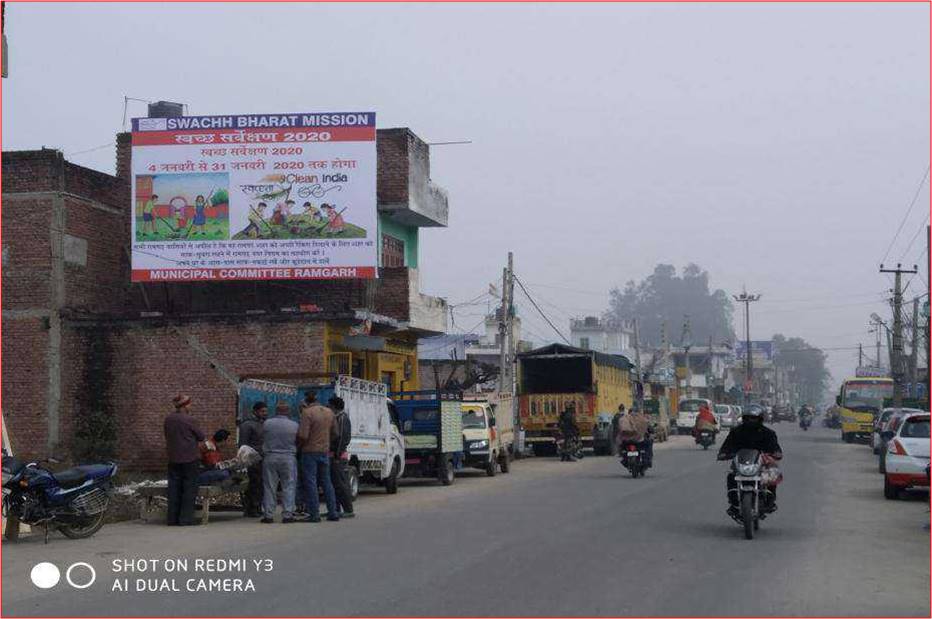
[
  {"xmin": 772, "ymin": 334, "xmax": 831, "ymax": 404},
  {"xmin": 606, "ymin": 263, "xmax": 735, "ymax": 347}
]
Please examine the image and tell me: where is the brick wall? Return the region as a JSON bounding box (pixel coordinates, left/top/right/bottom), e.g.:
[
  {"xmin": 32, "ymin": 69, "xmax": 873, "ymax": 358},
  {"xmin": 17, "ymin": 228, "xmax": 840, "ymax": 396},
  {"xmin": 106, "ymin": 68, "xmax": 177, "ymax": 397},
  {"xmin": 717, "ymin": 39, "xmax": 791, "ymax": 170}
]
[
  {"xmin": 61, "ymin": 318, "xmax": 326, "ymax": 471},
  {"xmin": 376, "ymin": 128, "xmax": 410, "ymax": 207},
  {"xmin": 1, "ymin": 318, "xmax": 50, "ymax": 461}
]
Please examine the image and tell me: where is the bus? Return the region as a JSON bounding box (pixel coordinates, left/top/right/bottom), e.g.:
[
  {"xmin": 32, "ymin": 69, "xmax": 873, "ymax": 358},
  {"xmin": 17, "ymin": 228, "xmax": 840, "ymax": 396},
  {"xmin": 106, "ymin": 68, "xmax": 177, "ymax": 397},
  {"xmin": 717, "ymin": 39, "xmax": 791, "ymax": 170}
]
[
  {"xmin": 517, "ymin": 343, "xmax": 634, "ymax": 456},
  {"xmin": 836, "ymin": 376, "xmax": 894, "ymax": 443}
]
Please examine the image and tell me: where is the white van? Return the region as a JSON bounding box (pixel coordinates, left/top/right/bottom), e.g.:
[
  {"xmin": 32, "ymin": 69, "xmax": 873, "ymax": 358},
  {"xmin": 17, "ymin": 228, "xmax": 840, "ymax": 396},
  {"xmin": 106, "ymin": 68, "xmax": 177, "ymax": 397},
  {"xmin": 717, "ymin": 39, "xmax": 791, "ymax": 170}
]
[
  {"xmin": 676, "ymin": 398, "xmax": 713, "ymax": 434},
  {"xmin": 461, "ymin": 394, "xmax": 515, "ymax": 475}
]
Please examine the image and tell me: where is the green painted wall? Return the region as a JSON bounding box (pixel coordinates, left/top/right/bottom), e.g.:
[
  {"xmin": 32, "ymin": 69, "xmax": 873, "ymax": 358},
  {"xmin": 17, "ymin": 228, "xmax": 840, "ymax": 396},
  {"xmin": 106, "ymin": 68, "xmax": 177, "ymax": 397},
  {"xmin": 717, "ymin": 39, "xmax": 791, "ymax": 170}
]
[{"xmin": 378, "ymin": 215, "xmax": 419, "ymax": 268}]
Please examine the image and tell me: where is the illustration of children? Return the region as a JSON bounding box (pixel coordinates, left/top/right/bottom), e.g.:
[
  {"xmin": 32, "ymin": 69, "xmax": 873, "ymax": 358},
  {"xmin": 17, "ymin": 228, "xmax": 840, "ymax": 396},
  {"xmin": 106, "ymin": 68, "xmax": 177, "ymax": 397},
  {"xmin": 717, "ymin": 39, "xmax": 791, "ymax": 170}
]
[
  {"xmin": 142, "ymin": 194, "xmax": 158, "ymax": 236},
  {"xmin": 193, "ymin": 194, "xmax": 208, "ymax": 236},
  {"xmin": 271, "ymin": 203, "xmax": 286, "ymax": 226},
  {"xmin": 241, "ymin": 202, "xmax": 268, "ymax": 238},
  {"xmin": 322, "ymin": 204, "xmax": 346, "ymax": 235},
  {"xmin": 302, "ymin": 201, "xmax": 323, "ymax": 224}
]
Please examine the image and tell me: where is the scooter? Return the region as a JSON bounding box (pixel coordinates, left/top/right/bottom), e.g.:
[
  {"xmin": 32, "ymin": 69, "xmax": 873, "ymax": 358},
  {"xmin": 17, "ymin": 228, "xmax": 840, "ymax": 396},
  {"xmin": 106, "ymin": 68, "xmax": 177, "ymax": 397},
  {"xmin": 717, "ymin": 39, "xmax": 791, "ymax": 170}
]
[{"xmin": 2, "ymin": 454, "xmax": 117, "ymax": 543}]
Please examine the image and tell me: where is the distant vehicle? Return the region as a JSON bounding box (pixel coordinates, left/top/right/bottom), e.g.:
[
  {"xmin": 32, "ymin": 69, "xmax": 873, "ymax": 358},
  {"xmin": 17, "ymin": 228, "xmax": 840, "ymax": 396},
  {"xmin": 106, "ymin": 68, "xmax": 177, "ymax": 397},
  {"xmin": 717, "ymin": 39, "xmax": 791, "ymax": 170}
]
[
  {"xmin": 883, "ymin": 412, "xmax": 931, "ymax": 500},
  {"xmin": 872, "ymin": 408, "xmax": 903, "ymax": 455},
  {"xmin": 643, "ymin": 398, "xmax": 671, "ymax": 443},
  {"xmin": 773, "ymin": 405, "xmax": 796, "ymax": 423},
  {"xmin": 836, "ymin": 377, "xmax": 894, "ymax": 443},
  {"xmin": 591, "ymin": 413, "xmax": 614, "ymax": 455},
  {"xmin": 676, "ymin": 398, "xmax": 712, "ymax": 435},
  {"xmin": 716, "ymin": 404, "xmax": 739, "ymax": 428}
]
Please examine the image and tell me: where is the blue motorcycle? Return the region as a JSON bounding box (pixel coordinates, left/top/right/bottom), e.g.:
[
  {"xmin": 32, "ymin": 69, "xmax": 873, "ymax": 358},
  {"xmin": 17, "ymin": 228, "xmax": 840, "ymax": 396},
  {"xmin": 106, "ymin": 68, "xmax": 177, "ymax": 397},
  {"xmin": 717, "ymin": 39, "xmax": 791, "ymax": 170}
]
[{"xmin": 2, "ymin": 453, "xmax": 117, "ymax": 542}]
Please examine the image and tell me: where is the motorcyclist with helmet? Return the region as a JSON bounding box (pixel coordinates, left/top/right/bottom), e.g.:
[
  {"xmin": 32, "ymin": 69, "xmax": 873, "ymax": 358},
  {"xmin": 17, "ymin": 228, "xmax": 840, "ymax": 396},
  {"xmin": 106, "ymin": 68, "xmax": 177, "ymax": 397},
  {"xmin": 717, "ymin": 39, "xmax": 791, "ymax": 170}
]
[
  {"xmin": 798, "ymin": 405, "xmax": 814, "ymax": 429},
  {"xmin": 717, "ymin": 407, "xmax": 783, "ymax": 518}
]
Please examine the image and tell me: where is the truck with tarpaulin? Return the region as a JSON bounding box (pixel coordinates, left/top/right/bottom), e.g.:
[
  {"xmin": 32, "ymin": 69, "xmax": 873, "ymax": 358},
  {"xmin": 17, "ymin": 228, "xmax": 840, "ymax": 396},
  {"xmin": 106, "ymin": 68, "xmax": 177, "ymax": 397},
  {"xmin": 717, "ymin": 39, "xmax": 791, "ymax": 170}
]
[
  {"xmin": 517, "ymin": 344, "xmax": 634, "ymax": 456},
  {"xmin": 390, "ymin": 389, "xmax": 464, "ymax": 485},
  {"xmin": 238, "ymin": 375, "xmax": 405, "ymax": 497}
]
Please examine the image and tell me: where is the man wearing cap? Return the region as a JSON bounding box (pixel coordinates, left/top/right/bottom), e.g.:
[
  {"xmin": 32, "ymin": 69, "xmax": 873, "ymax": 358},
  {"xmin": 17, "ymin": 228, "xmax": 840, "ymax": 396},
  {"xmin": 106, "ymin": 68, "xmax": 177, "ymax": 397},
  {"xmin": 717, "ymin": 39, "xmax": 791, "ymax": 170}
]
[
  {"xmin": 261, "ymin": 401, "xmax": 300, "ymax": 524},
  {"xmin": 163, "ymin": 395, "xmax": 206, "ymax": 526}
]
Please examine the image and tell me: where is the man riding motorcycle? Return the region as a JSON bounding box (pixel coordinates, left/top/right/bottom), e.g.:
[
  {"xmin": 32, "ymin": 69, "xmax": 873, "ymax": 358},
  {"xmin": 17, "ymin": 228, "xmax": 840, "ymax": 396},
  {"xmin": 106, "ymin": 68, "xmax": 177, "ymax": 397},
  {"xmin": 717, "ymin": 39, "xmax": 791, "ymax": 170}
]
[
  {"xmin": 798, "ymin": 405, "xmax": 813, "ymax": 429},
  {"xmin": 717, "ymin": 407, "xmax": 783, "ymax": 518},
  {"xmin": 558, "ymin": 405, "xmax": 581, "ymax": 462},
  {"xmin": 616, "ymin": 405, "xmax": 653, "ymax": 467}
]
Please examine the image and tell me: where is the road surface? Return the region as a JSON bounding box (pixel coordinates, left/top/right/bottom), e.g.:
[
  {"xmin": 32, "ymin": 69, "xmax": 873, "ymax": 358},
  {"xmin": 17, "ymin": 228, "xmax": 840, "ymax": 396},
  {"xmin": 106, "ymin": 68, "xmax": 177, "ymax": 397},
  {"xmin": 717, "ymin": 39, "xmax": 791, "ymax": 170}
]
[{"xmin": 3, "ymin": 423, "xmax": 928, "ymax": 617}]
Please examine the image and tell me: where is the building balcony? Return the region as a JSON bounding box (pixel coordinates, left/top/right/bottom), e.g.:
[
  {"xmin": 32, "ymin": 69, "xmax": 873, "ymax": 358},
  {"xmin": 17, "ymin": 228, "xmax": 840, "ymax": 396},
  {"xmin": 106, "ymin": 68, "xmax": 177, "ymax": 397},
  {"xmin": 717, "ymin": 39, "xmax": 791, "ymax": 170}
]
[{"xmin": 377, "ymin": 128, "xmax": 449, "ymax": 228}]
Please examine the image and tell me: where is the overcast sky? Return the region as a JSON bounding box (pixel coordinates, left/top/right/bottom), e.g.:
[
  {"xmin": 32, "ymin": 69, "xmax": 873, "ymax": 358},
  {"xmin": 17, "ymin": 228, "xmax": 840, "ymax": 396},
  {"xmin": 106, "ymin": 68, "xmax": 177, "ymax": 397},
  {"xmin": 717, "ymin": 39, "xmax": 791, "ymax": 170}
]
[{"xmin": 3, "ymin": 3, "xmax": 929, "ymax": 388}]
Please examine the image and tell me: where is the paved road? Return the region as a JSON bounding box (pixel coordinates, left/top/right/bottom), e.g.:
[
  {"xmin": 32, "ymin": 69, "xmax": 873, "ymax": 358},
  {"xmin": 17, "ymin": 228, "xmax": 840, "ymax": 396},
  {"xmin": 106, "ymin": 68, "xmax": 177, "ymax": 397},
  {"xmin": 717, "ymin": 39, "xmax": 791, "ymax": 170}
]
[{"xmin": 3, "ymin": 423, "xmax": 929, "ymax": 617}]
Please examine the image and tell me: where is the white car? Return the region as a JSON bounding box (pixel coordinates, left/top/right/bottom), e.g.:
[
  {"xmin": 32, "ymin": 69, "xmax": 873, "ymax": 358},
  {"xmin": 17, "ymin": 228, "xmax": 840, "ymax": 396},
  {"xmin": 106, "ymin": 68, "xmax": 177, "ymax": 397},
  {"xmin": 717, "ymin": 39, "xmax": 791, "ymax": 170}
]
[
  {"xmin": 716, "ymin": 404, "xmax": 738, "ymax": 428},
  {"xmin": 883, "ymin": 412, "xmax": 930, "ymax": 500}
]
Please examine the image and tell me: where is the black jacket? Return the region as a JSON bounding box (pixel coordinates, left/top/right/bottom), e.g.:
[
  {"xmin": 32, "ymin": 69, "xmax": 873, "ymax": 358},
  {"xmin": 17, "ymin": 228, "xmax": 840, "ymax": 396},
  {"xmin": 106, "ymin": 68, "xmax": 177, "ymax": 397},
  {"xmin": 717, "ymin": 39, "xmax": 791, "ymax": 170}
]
[
  {"xmin": 330, "ymin": 411, "xmax": 352, "ymax": 456},
  {"xmin": 238, "ymin": 411, "xmax": 264, "ymax": 453},
  {"xmin": 718, "ymin": 422, "xmax": 782, "ymax": 457}
]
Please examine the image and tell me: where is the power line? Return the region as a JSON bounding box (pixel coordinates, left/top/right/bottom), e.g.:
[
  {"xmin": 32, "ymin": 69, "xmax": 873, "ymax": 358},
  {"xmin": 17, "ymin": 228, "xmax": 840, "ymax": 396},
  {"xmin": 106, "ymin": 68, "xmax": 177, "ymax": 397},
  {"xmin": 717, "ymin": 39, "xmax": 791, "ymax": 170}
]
[
  {"xmin": 879, "ymin": 163, "xmax": 930, "ymax": 265},
  {"xmin": 513, "ymin": 274, "xmax": 571, "ymax": 345},
  {"xmin": 897, "ymin": 214, "xmax": 931, "ymax": 263},
  {"xmin": 65, "ymin": 142, "xmax": 115, "ymax": 158}
]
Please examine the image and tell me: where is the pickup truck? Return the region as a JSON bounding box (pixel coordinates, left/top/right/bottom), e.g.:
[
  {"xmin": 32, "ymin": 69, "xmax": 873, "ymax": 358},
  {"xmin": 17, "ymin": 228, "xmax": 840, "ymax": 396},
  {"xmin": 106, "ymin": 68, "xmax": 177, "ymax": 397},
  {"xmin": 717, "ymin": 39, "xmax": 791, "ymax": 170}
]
[
  {"xmin": 461, "ymin": 394, "xmax": 515, "ymax": 475},
  {"xmin": 238, "ymin": 376, "xmax": 405, "ymax": 497}
]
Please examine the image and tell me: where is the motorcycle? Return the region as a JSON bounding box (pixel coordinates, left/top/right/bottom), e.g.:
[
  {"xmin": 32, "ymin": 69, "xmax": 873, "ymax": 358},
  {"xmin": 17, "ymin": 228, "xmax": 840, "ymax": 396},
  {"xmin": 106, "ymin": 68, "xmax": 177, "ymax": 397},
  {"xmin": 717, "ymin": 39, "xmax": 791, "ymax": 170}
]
[
  {"xmin": 720, "ymin": 449, "xmax": 778, "ymax": 540},
  {"xmin": 555, "ymin": 431, "xmax": 583, "ymax": 461},
  {"xmin": 695, "ymin": 430, "xmax": 716, "ymax": 450},
  {"xmin": 2, "ymin": 454, "xmax": 117, "ymax": 543},
  {"xmin": 799, "ymin": 416, "xmax": 812, "ymax": 431},
  {"xmin": 620, "ymin": 441, "xmax": 646, "ymax": 478}
]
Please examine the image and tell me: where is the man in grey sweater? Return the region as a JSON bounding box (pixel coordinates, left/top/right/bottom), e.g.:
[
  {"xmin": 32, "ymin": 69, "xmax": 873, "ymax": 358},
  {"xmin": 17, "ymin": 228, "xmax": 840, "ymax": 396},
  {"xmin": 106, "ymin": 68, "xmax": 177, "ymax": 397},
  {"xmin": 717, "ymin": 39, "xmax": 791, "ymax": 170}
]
[{"xmin": 261, "ymin": 401, "xmax": 300, "ymax": 524}]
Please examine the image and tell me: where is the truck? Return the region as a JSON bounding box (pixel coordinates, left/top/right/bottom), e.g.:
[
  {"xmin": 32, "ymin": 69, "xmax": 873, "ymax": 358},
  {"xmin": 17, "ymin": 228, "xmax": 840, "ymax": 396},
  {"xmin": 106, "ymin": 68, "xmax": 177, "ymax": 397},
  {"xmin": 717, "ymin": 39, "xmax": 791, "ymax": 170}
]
[
  {"xmin": 238, "ymin": 375, "xmax": 405, "ymax": 497},
  {"xmin": 391, "ymin": 389, "xmax": 464, "ymax": 485},
  {"xmin": 461, "ymin": 393, "xmax": 515, "ymax": 475},
  {"xmin": 517, "ymin": 344, "xmax": 634, "ymax": 456}
]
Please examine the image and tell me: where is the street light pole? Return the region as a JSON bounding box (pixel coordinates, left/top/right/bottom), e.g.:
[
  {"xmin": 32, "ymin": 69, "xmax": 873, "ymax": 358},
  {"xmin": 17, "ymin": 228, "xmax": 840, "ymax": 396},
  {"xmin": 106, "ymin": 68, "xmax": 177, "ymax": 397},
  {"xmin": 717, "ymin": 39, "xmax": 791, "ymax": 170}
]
[{"xmin": 733, "ymin": 290, "xmax": 761, "ymax": 407}]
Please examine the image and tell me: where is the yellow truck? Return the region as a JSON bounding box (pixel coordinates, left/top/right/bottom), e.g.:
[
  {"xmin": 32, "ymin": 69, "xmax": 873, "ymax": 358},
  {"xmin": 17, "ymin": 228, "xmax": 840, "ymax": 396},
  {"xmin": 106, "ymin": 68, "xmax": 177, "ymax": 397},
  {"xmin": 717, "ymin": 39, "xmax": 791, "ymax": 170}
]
[
  {"xmin": 517, "ymin": 344, "xmax": 634, "ymax": 456},
  {"xmin": 836, "ymin": 376, "xmax": 894, "ymax": 443}
]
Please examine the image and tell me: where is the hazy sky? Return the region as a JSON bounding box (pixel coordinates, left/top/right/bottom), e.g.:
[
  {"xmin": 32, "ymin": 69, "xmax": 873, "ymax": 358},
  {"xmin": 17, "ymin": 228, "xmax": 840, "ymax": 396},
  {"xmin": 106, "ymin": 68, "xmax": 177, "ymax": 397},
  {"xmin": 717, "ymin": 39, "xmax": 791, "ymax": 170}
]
[{"xmin": 3, "ymin": 3, "xmax": 929, "ymax": 386}]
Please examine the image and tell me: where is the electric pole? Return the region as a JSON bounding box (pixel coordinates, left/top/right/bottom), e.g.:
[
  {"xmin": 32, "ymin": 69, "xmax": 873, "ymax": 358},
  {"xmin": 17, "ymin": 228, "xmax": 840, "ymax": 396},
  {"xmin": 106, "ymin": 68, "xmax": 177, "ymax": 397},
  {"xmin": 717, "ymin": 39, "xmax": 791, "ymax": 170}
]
[
  {"xmin": 880, "ymin": 263, "xmax": 918, "ymax": 408},
  {"xmin": 858, "ymin": 343, "xmax": 864, "ymax": 368},
  {"xmin": 910, "ymin": 298, "xmax": 919, "ymax": 397},
  {"xmin": 681, "ymin": 315, "xmax": 692, "ymax": 398},
  {"xmin": 498, "ymin": 252, "xmax": 517, "ymax": 431},
  {"xmin": 633, "ymin": 318, "xmax": 643, "ymax": 409},
  {"xmin": 733, "ymin": 290, "xmax": 761, "ymax": 406}
]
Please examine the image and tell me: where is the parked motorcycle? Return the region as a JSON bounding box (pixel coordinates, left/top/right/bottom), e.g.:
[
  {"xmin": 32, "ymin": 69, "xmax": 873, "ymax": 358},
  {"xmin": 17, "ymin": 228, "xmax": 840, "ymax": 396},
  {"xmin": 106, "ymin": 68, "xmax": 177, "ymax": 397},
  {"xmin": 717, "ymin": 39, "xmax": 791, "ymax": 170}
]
[
  {"xmin": 720, "ymin": 449, "xmax": 777, "ymax": 540},
  {"xmin": 620, "ymin": 441, "xmax": 646, "ymax": 478},
  {"xmin": 695, "ymin": 430, "xmax": 716, "ymax": 450},
  {"xmin": 2, "ymin": 454, "xmax": 117, "ymax": 543}
]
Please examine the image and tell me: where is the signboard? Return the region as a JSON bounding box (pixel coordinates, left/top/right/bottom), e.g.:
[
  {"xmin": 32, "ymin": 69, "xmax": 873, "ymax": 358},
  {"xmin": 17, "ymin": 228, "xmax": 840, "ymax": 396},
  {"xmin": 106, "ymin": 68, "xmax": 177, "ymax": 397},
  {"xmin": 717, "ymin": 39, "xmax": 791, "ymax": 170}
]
[
  {"xmin": 130, "ymin": 112, "xmax": 377, "ymax": 282},
  {"xmin": 734, "ymin": 341, "xmax": 774, "ymax": 362},
  {"xmin": 855, "ymin": 366, "xmax": 888, "ymax": 378}
]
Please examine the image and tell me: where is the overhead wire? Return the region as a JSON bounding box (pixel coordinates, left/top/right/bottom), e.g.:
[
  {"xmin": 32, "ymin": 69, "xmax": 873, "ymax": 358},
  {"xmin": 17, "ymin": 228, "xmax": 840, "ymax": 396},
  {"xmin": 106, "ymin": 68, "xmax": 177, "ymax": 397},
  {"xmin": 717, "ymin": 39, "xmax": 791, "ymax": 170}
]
[
  {"xmin": 879, "ymin": 163, "xmax": 930, "ymax": 266},
  {"xmin": 513, "ymin": 274, "xmax": 572, "ymax": 345}
]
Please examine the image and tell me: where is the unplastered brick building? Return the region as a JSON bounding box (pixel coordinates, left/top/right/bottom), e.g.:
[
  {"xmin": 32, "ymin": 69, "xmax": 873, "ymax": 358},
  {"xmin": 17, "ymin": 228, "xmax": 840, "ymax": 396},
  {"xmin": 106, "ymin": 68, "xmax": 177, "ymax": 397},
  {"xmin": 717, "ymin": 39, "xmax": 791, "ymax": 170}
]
[{"xmin": 3, "ymin": 126, "xmax": 450, "ymax": 470}]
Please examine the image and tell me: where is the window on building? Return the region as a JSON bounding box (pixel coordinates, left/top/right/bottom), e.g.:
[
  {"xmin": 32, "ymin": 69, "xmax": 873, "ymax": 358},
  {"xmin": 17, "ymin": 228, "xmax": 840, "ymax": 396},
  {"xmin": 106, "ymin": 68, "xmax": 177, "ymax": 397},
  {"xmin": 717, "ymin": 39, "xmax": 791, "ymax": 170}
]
[
  {"xmin": 382, "ymin": 234, "xmax": 405, "ymax": 267},
  {"xmin": 580, "ymin": 337, "xmax": 590, "ymax": 350}
]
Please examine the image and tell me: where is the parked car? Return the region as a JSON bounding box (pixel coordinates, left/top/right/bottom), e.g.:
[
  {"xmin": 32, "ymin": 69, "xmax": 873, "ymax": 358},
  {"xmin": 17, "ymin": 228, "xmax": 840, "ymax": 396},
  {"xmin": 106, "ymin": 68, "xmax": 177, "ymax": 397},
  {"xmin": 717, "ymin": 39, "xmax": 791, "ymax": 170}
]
[
  {"xmin": 877, "ymin": 409, "xmax": 923, "ymax": 473},
  {"xmin": 872, "ymin": 408, "xmax": 903, "ymax": 455},
  {"xmin": 883, "ymin": 412, "xmax": 931, "ymax": 499}
]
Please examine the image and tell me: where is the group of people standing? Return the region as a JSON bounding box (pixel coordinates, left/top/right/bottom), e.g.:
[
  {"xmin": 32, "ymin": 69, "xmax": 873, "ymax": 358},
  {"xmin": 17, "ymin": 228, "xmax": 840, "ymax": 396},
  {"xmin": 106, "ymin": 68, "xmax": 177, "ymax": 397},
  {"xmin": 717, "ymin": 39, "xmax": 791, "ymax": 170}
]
[{"xmin": 162, "ymin": 391, "xmax": 355, "ymax": 526}]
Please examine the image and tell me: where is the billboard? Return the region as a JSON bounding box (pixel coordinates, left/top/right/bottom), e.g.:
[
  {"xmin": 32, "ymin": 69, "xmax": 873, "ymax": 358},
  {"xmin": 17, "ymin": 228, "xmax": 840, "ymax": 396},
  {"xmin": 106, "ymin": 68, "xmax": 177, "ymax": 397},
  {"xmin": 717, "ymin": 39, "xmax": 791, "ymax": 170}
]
[
  {"xmin": 130, "ymin": 112, "xmax": 377, "ymax": 282},
  {"xmin": 734, "ymin": 340, "xmax": 774, "ymax": 362}
]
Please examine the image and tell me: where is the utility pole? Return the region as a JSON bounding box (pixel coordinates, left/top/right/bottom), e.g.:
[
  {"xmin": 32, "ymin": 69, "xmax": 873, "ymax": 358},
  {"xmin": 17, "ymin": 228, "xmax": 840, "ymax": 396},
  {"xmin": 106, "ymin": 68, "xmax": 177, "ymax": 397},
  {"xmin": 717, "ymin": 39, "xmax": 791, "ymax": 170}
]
[
  {"xmin": 880, "ymin": 263, "xmax": 918, "ymax": 408},
  {"xmin": 633, "ymin": 318, "xmax": 643, "ymax": 409},
  {"xmin": 733, "ymin": 290, "xmax": 761, "ymax": 406},
  {"xmin": 910, "ymin": 298, "xmax": 919, "ymax": 397},
  {"xmin": 858, "ymin": 343, "xmax": 864, "ymax": 368},
  {"xmin": 681, "ymin": 315, "xmax": 692, "ymax": 398},
  {"xmin": 498, "ymin": 252, "xmax": 517, "ymax": 429}
]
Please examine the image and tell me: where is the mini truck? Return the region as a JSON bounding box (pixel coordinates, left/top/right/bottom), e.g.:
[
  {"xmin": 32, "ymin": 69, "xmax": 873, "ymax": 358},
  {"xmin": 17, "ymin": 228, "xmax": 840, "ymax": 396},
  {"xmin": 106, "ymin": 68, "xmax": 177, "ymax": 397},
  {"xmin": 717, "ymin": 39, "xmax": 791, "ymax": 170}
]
[
  {"xmin": 391, "ymin": 389, "xmax": 464, "ymax": 485},
  {"xmin": 238, "ymin": 375, "xmax": 405, "ymax": 497},
  {"xmin": 461, "ymin": 393, "xmax": 515, "ymax": 476}
]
